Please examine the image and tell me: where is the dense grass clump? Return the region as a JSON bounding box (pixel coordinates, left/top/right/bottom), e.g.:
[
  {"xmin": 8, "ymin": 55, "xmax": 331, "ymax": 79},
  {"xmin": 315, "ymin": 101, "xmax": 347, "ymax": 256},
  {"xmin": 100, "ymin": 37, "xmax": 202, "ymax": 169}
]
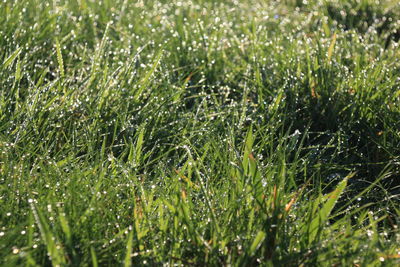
[{"xmin": 1, "ymin": 0, "xmax": 399, "ymax": 266}]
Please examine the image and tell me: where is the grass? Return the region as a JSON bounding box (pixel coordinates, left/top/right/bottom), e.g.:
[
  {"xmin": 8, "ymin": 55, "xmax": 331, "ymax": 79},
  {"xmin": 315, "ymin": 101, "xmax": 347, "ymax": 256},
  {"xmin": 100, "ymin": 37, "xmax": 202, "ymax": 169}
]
[{"xmin": 0, "ymin": 0, "xmax": 400, "ymax": 265}]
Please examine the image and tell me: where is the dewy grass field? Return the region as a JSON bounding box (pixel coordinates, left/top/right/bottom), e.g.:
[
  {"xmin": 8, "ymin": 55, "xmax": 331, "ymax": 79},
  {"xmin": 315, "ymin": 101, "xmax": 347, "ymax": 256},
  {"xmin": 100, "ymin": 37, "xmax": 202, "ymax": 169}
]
[{"xmin": 1, "ymin": 0, "xmax": 400, "ymax": 265}]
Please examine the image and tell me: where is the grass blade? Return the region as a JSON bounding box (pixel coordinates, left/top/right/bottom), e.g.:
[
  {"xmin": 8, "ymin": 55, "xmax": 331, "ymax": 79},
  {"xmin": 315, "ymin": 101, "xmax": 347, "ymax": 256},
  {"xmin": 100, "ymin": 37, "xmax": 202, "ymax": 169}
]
[
  {"xmin": 55, "ymin": 38, "xmax": 65, "ymax": 79},
  {"xmin": 90, "ymin": 247, "xmax": 98, "ymax": 267},
  {"xmin": 124, "ymin": 230, "xmax": 134, "ymax": 267},
  {"xmin": 308, "ymin": 173, "xmax": 351, "ymax": 243},
  {"xmin": 249, "ymin": 230, "xmax": 266, "ymax": 255},
  {"xmin": 2, "ymin": 47, "xmax": 22, "ymax": 69},
  {"xmin": 134, "ymin": 50, "xmax": 163, "ymax": 101},
  {"xmin": 327, "ymin": 32, "xmax": 337, "ymax": 64},
  {"xmin": 30, "ymin": 204, "xmax": 66, "ymax": 266}
]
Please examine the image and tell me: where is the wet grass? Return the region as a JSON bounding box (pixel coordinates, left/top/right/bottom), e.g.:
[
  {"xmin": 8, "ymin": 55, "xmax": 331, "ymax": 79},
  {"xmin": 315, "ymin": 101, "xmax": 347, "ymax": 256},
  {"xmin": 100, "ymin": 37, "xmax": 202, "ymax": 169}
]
[{"xmin": 0, "ymin": 0, "xmax": 399, "ymax": 266}]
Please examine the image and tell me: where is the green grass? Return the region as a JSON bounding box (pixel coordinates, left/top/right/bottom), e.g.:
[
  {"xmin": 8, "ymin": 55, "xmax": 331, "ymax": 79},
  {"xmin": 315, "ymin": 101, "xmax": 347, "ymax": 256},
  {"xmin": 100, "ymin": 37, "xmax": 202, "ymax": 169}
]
[{"xmin": 1, "ymin": 0, "xmax": 400, "ymax": 265}]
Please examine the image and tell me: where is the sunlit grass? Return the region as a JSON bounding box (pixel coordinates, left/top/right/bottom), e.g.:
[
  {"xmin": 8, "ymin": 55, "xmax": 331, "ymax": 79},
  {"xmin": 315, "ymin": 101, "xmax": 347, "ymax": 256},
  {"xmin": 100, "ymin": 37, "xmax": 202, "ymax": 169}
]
[{"xmin": 1, "ymin": 0, "xmax": 399, "ymax": 265}]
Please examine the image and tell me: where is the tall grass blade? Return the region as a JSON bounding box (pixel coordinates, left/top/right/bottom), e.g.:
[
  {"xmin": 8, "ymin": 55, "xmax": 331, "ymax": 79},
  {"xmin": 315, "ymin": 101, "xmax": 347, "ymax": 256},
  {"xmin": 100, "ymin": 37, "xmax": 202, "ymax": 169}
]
[
  {"xmin": 55, "ymin": 38, "xmax": 65, "ymax": 79},
  {"xmin": 124, "ymin": 230, "xmax": 134, "ymax": 267},
  {"xmin": 249, "ymin": 230, "xmax": 266, "ymax": 255},
  {"xmin": 308, "ymin": 173, "xmax": 351, "ymax": 243},
  {"xmin": 134, "ymin": 50, "xmax": 163, "ymax": 101},
  {"xmin": 2, "ymin": 47, "xmax": 21, "ymax": 69},
  {"xmin": 327, "ymin": 32, "xmax": 337, "ymax": 64},
  {"xmin": 90, "ymin": 247, "xmax": 98, "ymax": 267},
  {"xmin": 30, "ymin": 204, "xmax": 66, "ymax": 266}
]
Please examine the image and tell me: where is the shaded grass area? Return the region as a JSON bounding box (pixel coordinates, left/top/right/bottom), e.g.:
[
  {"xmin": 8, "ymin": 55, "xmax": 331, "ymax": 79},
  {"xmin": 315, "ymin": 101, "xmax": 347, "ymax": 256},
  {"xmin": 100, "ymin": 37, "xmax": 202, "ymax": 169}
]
[{"xmin": 0, "ymin": 0, "xmax": 399, "ymax": 265}]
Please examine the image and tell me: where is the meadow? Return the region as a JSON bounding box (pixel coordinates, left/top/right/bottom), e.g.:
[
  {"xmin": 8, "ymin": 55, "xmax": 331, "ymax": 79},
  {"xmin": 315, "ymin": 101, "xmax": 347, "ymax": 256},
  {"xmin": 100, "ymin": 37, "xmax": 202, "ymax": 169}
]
[{"xmin": 1, "ymin": 0, "xmax": 400, "ymax": 265}]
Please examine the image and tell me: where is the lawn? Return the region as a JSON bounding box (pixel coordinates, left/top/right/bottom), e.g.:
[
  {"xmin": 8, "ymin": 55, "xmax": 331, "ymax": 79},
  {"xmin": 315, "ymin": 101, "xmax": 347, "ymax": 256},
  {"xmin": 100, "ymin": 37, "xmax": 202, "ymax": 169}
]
[{"xmin": 1, "ymin": 0, "xmax": 399, "ymax": 265}]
